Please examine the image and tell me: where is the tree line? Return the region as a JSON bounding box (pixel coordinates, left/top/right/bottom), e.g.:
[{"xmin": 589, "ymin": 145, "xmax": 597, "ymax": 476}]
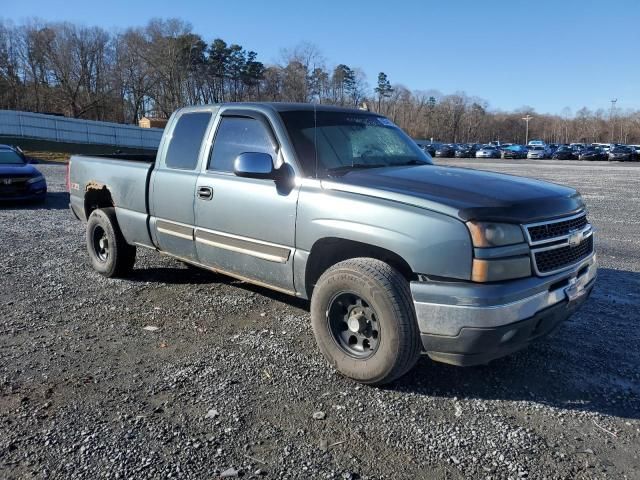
[{"xmin": 1, "ymin": 18, "xmax": 639, "ymax": 144}]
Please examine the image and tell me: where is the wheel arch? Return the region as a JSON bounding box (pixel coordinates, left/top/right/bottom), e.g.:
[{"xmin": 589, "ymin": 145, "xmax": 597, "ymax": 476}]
[
  {"xmin": 303, "ymin": 237, "xmax": 415, "ymax": 299},
  {"xmin": 84, "ymin": 182, "xmax": 115, "ymax": 220}
]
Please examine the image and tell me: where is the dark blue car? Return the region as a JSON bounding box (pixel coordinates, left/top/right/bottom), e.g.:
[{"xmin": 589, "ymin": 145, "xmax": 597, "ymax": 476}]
[{"xmin": 0, "ymin": 145, "xmax": 47, "ymax": 202}]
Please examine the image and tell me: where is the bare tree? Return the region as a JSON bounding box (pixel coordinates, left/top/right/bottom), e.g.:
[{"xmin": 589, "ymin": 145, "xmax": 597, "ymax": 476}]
[{"xmin": 1, "ymin": 17, "xmax": 640, "ymax": 144}]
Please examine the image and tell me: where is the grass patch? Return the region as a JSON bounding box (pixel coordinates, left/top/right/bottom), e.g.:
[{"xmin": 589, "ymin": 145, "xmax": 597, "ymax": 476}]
[{"xmin": 25, "ymin": 151, "xmax": 71, "ymax": 163}]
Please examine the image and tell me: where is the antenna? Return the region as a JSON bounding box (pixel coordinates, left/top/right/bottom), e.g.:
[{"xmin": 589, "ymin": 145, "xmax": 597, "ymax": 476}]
[{"xmin": 313, "ymin": 102, "xmax": 318, "ymax": 179}]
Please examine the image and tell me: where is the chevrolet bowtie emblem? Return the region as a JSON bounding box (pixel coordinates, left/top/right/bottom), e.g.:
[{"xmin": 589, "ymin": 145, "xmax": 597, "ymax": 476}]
[{"xmin": 567, "ymin": 229, "xmax": 584, "ymax": 247}]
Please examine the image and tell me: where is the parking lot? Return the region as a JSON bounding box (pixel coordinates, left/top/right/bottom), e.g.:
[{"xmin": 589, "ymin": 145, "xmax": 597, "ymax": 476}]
[{"xmin": 1, "ymin": 158, "xmax": 639, "ymax": 479}]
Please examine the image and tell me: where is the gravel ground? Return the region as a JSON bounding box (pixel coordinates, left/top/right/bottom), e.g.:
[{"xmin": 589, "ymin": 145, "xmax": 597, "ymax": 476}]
[{"xmin": 1, "ymin": 159, "xmax": 639, "ymax": 480}]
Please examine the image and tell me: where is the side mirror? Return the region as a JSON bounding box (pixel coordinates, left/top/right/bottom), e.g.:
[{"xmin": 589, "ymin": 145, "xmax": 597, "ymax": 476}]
[{"xmin": 233, "ymin": 152, "xmax": 275, "ymax": 179}]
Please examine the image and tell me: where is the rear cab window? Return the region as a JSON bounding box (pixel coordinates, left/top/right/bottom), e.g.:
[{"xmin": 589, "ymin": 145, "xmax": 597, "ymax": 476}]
[{"xmin": 165, "ymin": 112, "xmax": 212, "ymax": 170}]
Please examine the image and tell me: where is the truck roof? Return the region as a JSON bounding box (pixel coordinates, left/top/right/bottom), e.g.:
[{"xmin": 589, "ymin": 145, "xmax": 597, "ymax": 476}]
[{"xmin": 178, "ymin": 102, "xmax": 380, "ymax": 116}]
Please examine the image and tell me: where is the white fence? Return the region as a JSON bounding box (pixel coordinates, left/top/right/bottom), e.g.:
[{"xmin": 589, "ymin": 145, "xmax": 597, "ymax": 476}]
[{"xmin": 0, "ymin": 110, "xmax": 163, "ymax": 150}]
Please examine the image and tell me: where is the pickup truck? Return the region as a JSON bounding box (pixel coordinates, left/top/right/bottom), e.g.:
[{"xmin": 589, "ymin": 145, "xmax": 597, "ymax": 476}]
[{"xmin": 69, "ymin": 103, "xmax": 597, "ymax": 385}]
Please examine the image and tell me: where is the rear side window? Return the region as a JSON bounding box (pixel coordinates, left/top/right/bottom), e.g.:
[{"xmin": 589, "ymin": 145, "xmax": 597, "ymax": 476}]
[
  {"xmin": 209, "ymin": 117, "xmax": 276, "ymax": 172},
  {"xmin": 165, "ymin": 112, "xmax": 212, "ymax": 170}
]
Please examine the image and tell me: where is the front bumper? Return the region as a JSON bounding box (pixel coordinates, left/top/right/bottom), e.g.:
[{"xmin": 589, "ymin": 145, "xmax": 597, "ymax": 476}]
[
  {"xmin": 411, "ymin": 253, "xmax": 597, "ymax": 366},
  {"xmin": 0, "ymin": 187, "xmax": 47, "ymax": 202}
]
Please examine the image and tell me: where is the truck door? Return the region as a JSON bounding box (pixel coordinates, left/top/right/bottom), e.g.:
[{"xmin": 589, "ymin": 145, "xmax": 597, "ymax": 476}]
[
  {"xmin": 150, "ymin": 110, "xmax": 213, "ymax": 260},
  {"xmin": 194, "ymin": 111, "xmax": 298, "ymax": 292}
]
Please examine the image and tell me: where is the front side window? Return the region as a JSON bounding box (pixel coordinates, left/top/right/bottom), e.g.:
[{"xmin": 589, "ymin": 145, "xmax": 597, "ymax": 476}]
[
  {"xmin": 165, "ymin": 112, "xmax": 212, "ymax": 170},
  {"xmin": 280, "ymin": 111, "xmax": 431, "ymax": 177},
  {"xmin": 209, "ymin": 117, "xmax": 277, "ymax": 173}
]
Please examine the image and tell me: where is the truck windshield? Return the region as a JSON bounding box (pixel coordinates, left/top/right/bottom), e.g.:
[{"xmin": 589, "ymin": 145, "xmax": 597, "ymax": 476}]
[
  {"xmin": 280, "ymin": 110, "xmax": 432, "ymax": 177},
  {"xmin": 0, "ymin": 150, "xmax": 25, "ymax": 165}
]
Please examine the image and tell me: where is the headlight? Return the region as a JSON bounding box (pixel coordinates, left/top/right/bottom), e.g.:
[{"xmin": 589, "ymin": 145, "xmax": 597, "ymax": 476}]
[
  {"xmin": 466, "ymin": 221, "xmax": 525, "ymax": 247},
  {"xmin": 26, "ymin": 175, "xmax": 45, "ymax": 184},
  {"xmin": 472, "ymin": 256, "xmax": 531, "ymax": 282}
]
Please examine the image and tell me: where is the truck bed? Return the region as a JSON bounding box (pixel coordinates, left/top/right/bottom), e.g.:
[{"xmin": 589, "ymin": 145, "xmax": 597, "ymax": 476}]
[
  {"xmin": 83, "ymin": 153, "xmax": 157, "ymax": 163},
  {"xmin": 69, "ymin": 154, "xmax": 156, "ymax": 248}
]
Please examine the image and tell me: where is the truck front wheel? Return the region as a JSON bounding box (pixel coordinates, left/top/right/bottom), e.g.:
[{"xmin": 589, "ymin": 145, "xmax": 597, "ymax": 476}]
[
  {"xmin": 86, "ymin": 207, "xmax": 136, "ymax": 278},
  {"xmin": 310, "ymin": 258, "xmax": 421, "ymax": 385}
]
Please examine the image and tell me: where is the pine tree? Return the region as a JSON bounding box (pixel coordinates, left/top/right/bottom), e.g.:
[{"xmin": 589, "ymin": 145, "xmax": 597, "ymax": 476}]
[{"xmin": 374, "ymin": 72, "xmax": 393, "ymax": 112}]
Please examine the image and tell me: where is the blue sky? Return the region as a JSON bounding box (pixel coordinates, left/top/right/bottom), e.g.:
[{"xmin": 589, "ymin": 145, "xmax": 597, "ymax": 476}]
[{"xmin": 4, "ymin": 0, "xmax": 639, "ymax": 114}]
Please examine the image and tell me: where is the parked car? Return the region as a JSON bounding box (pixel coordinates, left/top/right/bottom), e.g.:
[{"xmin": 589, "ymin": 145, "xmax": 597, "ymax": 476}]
[
  {"xmin": 591, "ymin": 143, "xmax": 611, "ymax": 153},
  {"xmin": 608, "ymin": 146, "xmax": 637, "ymax": 161},
  {"xmin": 435, "ymin": 144, "xmax": 457, "ymax": 158},
  {"xmin": 68, "ymin": 103, "xmax": 597, "ymax": 385},
  {"xmin": 419, "ymin": 144, "xmax": 434, "ymax": 156},
  {"xmin": 0, "ymin": 144, "xmax": 47, "ymax": 203},
  {"xmin": 454, "ymin": 144, "xmax": 478, "ymax": 158},
  {"xmin": 570, "ymin": 143, "xmax": 586, "ymax": 154},
  {"xmin": 527, "ymin": 145, "xmax": 549, "ymax": 159},
  {"xmin": 552, "ymin": 146, "xmax": 576, "ymax": 160},
  {"xmin": 475, "ymin": 146, "xmax": 501, "ymax": 158},
  {"xmin": 578, "ymin": 147, "xmax": 607, "ymax": 161},
  {"xmin": 501, "ymin": 145, "xmax": 528, "ymax": 159},
  {"xmin": 417, "ymin": 142, "xmax": 438, "ymax": 157}
]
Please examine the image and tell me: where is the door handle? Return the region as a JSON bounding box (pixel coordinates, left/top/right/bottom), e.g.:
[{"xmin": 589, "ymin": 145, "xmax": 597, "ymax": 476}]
[{"xmin": 197, "ymin": 186, "xmax": 213, "ymax": 200}]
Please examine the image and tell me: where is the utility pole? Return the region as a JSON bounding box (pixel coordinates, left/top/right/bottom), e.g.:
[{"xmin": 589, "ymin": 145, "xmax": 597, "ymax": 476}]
[
  {"xmin": 610, "ymin": 99, "xmax": 617, "ymax": 143},
  {"xmin": 522, "ymin": 115, "xmax": 533, "ymax": 145}
]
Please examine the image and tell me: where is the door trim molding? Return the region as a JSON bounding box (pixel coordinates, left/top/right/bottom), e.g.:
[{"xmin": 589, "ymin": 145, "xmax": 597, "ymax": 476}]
[
  {"xmin": 195, "ymin": 227, "xmax": 291, "ymax": 264},
  {"xmin": 156, "ymin": 219, "xmax": 194, "ymax": 241},
  {"xmin": 155, "ymin": 218, "xmax": 292, "ymax": 264}
]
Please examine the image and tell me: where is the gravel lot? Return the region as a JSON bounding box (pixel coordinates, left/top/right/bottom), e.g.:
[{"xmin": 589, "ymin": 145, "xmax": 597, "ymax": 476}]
[{"xmin": 1, "ymin": 159, "xmax": 639, "ymax": 480}]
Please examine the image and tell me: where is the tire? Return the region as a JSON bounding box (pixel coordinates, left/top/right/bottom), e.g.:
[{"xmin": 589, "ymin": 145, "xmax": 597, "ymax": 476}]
[
  {"xmin": 86, "ymin": 207, "xmax": 136, "ymax": 278},
  {"xmin": 310, "ymin": 258, "xmax": 421, "ymax": 385}
]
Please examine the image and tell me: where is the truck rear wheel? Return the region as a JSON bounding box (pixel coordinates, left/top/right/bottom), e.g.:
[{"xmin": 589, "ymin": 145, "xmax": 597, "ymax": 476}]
[
  {"xmin": 310, "ymin": 258, "xmax": 421, "ymax": 385},
  {"xmin": 86, "ymin": 207, "xmax": 136, "ymax": 278}
]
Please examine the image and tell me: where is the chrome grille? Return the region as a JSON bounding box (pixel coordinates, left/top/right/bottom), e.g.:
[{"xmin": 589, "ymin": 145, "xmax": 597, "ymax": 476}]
[
  {"xmin": 524, "ymin": 212, "xmax": 594, "ymax": 276},
  {"xmin": 0, "ymin": 177, "xmax": 28, "ymax": 196},
  {"xmin": 527, "ymin": 213, "xmax": 588, "ymax": 243},
  {"xmin": 534, "ymin": 235, "xmax": 594, "ymax": 274}
]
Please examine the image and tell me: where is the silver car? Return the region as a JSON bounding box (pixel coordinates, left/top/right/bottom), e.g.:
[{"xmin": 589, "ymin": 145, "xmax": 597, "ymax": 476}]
[
  {"xmin": 475, "ymin": 146, "xmax": 500, "ymax": 158},
  {"xmin": 527, "ymin": 145, "xmax": 549, "ymax": 159}
]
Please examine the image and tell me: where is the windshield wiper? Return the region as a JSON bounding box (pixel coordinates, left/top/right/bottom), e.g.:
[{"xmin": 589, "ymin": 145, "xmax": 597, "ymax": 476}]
[
  {"xmin": 326, "ymin": 163, "xmax": 388, "ymax": 176},
  {"xmin": 395, "ymin": 159, "xmax": 430, "ymax": 166}
]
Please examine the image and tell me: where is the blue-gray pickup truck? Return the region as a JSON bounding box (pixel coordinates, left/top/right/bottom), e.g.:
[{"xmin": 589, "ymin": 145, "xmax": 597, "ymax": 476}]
[{"xmin": 69, "ymin": 103, "xmax": 597, "ymax": 385}]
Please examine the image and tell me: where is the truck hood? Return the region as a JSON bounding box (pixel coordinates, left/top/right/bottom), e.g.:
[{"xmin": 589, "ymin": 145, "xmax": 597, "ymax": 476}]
[
  {"xmin": 322, "ymin": 165, "xmax": 584, "ymax": 223},
  {"xmin": 0, "ymin": 163, "xmax": 38, "ymax": 177}
]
